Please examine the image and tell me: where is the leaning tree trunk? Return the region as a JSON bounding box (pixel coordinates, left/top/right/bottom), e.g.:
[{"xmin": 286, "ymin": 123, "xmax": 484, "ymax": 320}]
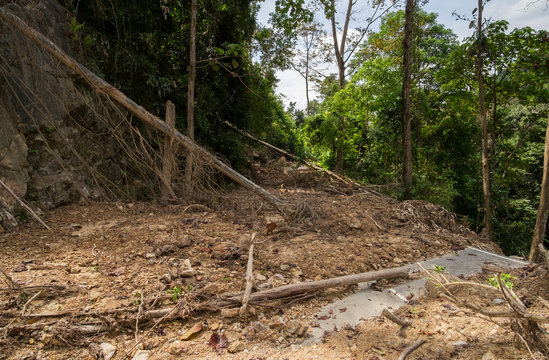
[
  {"xmin": 529, "ymin": 111, "xmax": 549, "ymax": 262},
  {"xmin": 185, "ymin": 0, "xmax": 197, "ymax": 191},
  {"xmin": 401, "ymin": 0, "xmax": 414, "ymax": 200},
  {"xmin": 475, "ymin": 0, "xmax": 492, "ymax": 240}
]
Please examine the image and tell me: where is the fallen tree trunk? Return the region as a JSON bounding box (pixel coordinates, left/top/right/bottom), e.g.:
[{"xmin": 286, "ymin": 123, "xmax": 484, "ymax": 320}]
[
  {"xmin": 216, "ymin": 266, "xmax": 409, "ymax": 307},
  {"xmin": 0, "ymin": 8, "xmax": 285, "ymax": 210},
  {"xmin": 223, "ymin": 120, "xmax": 382, "ymax": 196}
]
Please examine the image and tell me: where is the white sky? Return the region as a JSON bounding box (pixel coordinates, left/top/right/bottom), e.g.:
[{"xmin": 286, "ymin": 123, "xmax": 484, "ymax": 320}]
[{"xmin": 257, "ymin": 0, "xmax": 549, "ymax": 110}]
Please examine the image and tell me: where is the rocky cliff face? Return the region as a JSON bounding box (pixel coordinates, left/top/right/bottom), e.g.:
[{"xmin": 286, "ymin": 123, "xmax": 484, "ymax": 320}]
[{"xmin": 0, "ymin": 0, "xmax": 136, "ymax": 231}]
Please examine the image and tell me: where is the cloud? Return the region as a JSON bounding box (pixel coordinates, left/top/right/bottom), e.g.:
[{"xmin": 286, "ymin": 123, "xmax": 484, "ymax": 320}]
[{"xmin": 486, "ymin": 0, "xmax": 549, "ymax": 31}]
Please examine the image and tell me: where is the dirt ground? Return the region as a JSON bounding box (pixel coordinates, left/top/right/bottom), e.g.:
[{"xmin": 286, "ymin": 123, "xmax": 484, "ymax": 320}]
[{"xmin": 1, "ymin": 155, "xmax": 548, "ymax": 359}]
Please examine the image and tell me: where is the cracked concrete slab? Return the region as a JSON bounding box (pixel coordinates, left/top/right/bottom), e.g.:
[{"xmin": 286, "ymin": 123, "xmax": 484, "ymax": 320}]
[{"xmin": 305, "ymin": 247, "xmax": 528, "ymax": 344}]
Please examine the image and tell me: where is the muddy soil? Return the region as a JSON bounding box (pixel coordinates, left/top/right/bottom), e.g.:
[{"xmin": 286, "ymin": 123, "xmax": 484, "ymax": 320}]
[{"xmin": 1, "ymin": 156, "xmax": 547, "ymax": 359}]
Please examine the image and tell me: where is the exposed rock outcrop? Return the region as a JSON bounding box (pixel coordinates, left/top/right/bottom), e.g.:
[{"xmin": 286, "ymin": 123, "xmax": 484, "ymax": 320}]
[{"xmin": 0, "ymin": 0, "xmax": 147, "ymax": 230}]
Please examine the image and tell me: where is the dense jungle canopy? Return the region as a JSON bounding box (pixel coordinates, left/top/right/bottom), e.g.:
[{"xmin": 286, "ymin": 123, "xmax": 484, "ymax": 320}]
[{"xmin": 70, "ymin": 0, "xmax": 549, "ymax": 257}]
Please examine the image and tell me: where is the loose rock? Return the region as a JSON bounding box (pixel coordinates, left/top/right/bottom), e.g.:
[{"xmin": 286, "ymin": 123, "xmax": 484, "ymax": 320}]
[
  {"xmin": 227, "ymin": 340, "xmax": 246, "ymax": 353},
  {"xmin": 99, "ymin": 342, "xmax": 116, "ymax": 360},
  {"xmin": 132, "ymin": 350, "xmax": 149, "ymax": 360},
  {"xmin": 167, "ymin": 340, "xmax": 188, "ymax": 355}
]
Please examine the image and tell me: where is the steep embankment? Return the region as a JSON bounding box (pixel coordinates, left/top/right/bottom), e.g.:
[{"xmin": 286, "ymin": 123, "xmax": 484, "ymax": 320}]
[{"xmin": 0, "ymin": 0, "xmax": 163, "ymax": 231}]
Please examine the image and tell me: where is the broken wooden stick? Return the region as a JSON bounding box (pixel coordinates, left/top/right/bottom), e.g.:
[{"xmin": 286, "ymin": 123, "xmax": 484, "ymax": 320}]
[
  {"xmin": 0, "ymin": 269, "xmax": 19, "ymax": 290},
  {"xmin": 0, "ymin": 8, "xmax": 286, "ymax": 210},
  {"xmin": 239, "ymin": 241, "xmax": 255, "ymax": 316},
  {"xmin": 217, "ymin": 266, "xmax": 409, "ymax": 307},
  {"xmin": 0, "ymin": 179, "xmax": 50, "ymax": 230},
  {"xmin": 397, "ymin": 339, "xmax": 425, "ymax": 360},
  {"xmin": 382, "ymin": 308, "xmax": 410, "ymax": 328},
  {"xmin": 239, "ymin": 233, "xmax": 256, "ymax": 316}
]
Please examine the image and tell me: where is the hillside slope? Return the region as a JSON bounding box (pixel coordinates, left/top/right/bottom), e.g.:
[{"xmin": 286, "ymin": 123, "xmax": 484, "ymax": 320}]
[{"xmin": 3, "ymin": 156, "xmax": 546, "ymax": 359}]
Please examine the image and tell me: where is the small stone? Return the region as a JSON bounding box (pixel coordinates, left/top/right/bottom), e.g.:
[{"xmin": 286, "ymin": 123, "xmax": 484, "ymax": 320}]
[
  {"xmin": 269, "ymin": 316, "xmax": 286, "ymax": 330},
  {"xmin": 296, "ymin": 324, "xmax": 308, "ymax": 337},
  {"xmin": 69, "ymin": 266, "xmax": 82, "ymax": 274},
  {"xmin": 167, "ymin": 340, "xmax": 188, "ymax": 355},
  {"xmin": 132, "ymin": 350, "xmax": 149, "ymax": 360},
  {"xmin": 180, "ymin": 269, "xmax": 195, "ymax": 277},
  {"xmin": 227, "ymin": 340, "xmax": 246, "ymax": 353},
  {"xmin": 393, "ymin": 257, "xmax": 403, "ymax": 264},
  {"xmin": 280, "ymin": 264, "xmax": 290, "ymax": 271},
  {"xmin": 290, "ymin": 268, "xmax": 303, "ymax": 278},
  {"xmin": 273, "ymin": 274, "xmax": 285, "ymax": 280},
  {"xmin": 350, "ymin": 344, "xmax": 357, "ymax": 352},
  {"xmin": 157, "ymin": 225, "xmax": 167, "ymax": 231},
  {"xmin": 179, "ymin": 259, "xmax": 195, "ymax": 277},
  {"xmin": 210, "ymin": 322, "xmax": 220, "ymax": 331},
  {"xmin": 99, "ymin": 343, "xmax": 117, "ymax": 360},
  {"xmin": 492, "ymin": 298, "xmax": 505, "ymax": 305},
  {"xmin": 221, "ymin": 308, "xmax": 240, "ymax": 318},
  {"xmin": 481, "ymin": 350, "xmax": 496, "ymax": 360},
  {"xmin": 145, "ymin": 253, "xmax": 156, "ymax": 259},
  {"xmin": 287, "ymin": 320, "xmax": 309, "ymax": 337},
  {"xmin": 450, "ymin": 340, "xmax": 468, "ymax": 347},
  {"xmin": 176, "ymin": 237, "xmax": 192, "ymax": 248},
  {"xmin": 257, "ymin": 281, "xmax": 273, "ymax": 290},
  {"xmin": 255, "ymin": 272, "xmax": 267, "ymax": 281},
  {"xmin": 253, "ymin": 321, "xmax": 268, "ymax": 332},
  {"xmin": 286, "ymin": 320, "xmax": 300, "ymax": 334},
  {"xmin": 349, "ymin": 221, "xmax": 362, "ymax": 229}
]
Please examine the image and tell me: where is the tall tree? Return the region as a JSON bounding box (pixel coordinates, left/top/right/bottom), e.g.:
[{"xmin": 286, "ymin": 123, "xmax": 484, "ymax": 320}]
[
  {"xmin": 323, "ymin": 0, "xmax": 395, "ymax": 173},
  {"xmin": 475, "ymin": 0, "xmax": 492, "ymax": 240},
  {"xmin": 401, "ymin": 0, "xmax": 414, "ymax": 199},
  {"xmin": 185, "ymin": 0, "xmax": 198, "ymax": 190},
  {"xmin": 529, "ymin": 112, "xmax": 549, "ymax": 262},
  {"xmin": 290, "ymin": 21, "xmax": 326, "ymax": 116}
]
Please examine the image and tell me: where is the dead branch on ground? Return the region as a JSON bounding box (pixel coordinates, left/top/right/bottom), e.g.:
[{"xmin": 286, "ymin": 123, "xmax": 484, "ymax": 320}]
[
  {"xmin": 397, "ymin": 339, "xmax": 425, "ymax": 360},
  {"xmin": 382, "ymin": 308, "xmax": 410, "ymax": 328},
  {"xmin": 419, "ymin": 263, "xmax": 549, "ymax": 357},
  {"xmin": 0, "ymin": 179, "xmax": 50, "ymax": 230},
  {"xmin": 215, "ymin": 266, "xmax": 409, "ymax": 307},
  {"xmin": 0, "ymin": 269, "xmax": 19, "ymax": 290}
]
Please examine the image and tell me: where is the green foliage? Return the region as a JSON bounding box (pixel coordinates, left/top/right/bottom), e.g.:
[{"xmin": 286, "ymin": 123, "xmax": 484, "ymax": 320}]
[
  {"xmin": 488, "ymin": 273, "xmax": 516, "ymax": 289},
  {"xmin": 299, "ymin": 8, "xmax": 549, "ymax": 256},
  {"xmin": 168, "ymin": 285, "xmax": 183, "ymax": 301},
  {"xmin": 433, "ymin": 265, "xmax": 445, "ymax": 273},
  {"xmin": 69, "ymin": 1, "xmax": 549, "ymax": 257},
  {"xmin": 72, "ymin": 0, "xmax": 297, "ymax": 173}
]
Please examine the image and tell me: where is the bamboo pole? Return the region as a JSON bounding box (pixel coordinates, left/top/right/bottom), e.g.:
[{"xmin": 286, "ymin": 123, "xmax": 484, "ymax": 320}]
[{"xmin": 0, "ymin": 8, "xmax": 285, "ymax": 209}]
